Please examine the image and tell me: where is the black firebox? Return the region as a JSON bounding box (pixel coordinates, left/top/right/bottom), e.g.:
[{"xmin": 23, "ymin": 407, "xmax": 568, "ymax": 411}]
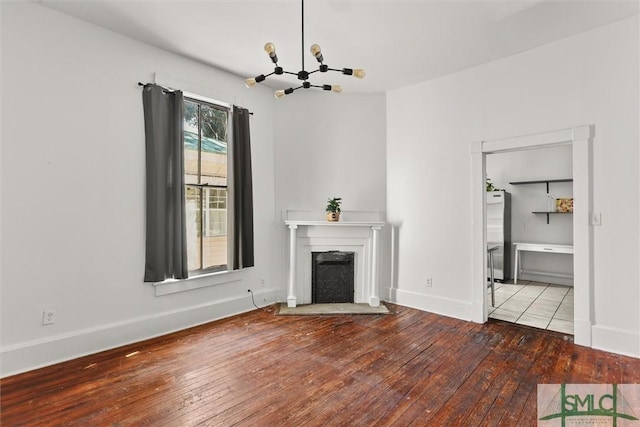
[{"xmin": 311, "ymin": 251, "xmax": 355, "ymax": 303}]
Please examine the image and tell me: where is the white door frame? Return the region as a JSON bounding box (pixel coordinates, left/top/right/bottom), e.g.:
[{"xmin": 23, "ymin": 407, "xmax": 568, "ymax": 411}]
[{"xmin": 470, "ymin": 125, "xmax": 593, "ymax": 347}]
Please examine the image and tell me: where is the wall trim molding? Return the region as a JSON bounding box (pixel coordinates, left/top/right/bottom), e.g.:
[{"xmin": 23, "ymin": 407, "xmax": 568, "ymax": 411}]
[
  {"xmin": 1, "ymin": 289, "xmax": 280, "ymax": 378},
  {"xmin": 591, "ymin": 324, "xmax": 640, "ymax": 358}
]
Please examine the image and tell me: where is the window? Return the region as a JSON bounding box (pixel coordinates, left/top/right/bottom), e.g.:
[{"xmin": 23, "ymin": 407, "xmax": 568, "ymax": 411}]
[{"xmin": 183, "ymin": 98, "xmax": 229, "ymax": 274}]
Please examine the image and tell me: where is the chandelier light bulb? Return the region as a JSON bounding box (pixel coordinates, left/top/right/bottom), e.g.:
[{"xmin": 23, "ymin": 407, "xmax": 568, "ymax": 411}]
[
  {"xmin": 310, "ymin": 44, "xmax": 323, "ymax": 63},
  {"xmin": 274, "ymin": 90, "xmax": 286, "ymax": 99},
  {"xmin": 245, "ymin": 78, "xmax": 257, "ymax": 88},
  {"xmin": 332, "ymin": 85, "xmax": 343, "ymax": 93},
  {"xmin": 264, "ymin": 42, "xmax": 276, "ymax": 55},
  {"xmin": 353, "ymin": 69, "xmax": 366, "ymax": 79},
  {"xmin": 310, "ymin": 44, "xmax": 321, "ymax": 56}
]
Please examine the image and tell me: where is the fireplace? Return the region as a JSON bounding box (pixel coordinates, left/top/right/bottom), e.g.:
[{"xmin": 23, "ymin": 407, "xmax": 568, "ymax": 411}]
[
  {"xmin": 284, "ymin": 209, "xmax": 384, "ymax": 307},
  {"xmin": 312, "ymin": 251, "xmax": 355, "ymax": 303}
]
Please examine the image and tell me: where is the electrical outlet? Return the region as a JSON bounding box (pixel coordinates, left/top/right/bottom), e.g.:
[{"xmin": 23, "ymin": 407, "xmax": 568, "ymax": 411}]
[
  {"xmin": 42, "ymin": 309, "xmax": 56, "ymax": 325},
  {"xmin": 260, "ymin": 278, "xmax": 265, "ymax": 287},
  {"xmin": 425, "ymin": 278, "xmax": 433, "ymax": 287}
]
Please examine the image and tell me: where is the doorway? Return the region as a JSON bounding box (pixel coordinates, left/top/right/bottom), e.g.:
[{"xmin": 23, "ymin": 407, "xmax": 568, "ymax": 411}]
[
  {"xmin": 470, "ymin": 126, "xmax": 594, "ymax": 348},
  {"xmin": 486, "ymin": 146, "xmax": 574, "ymax": 334}
]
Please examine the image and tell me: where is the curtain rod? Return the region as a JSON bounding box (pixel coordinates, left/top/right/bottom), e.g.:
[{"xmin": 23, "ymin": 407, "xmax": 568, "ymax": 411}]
[{"xmin": 138, "ymin": 82, "xmax": 253, "ymax": 115}]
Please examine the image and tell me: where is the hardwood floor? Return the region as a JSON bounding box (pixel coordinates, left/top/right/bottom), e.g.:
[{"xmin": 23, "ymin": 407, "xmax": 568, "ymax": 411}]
[{"xmin": 2, "ymin": 303, "xmax": 639, "ymax": 426}]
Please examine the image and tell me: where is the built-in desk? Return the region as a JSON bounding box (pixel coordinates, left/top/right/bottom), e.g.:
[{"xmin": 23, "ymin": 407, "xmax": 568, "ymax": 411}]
[{"xmin": 513, "ymin": 242, "xmax": 574, "ymax": 284}]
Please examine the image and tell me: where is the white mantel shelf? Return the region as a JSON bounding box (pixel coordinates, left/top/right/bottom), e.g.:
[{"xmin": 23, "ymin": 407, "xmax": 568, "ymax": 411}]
[{"xmin": 284, "ymin": 210, "xmax": 385, "ymax": 309}]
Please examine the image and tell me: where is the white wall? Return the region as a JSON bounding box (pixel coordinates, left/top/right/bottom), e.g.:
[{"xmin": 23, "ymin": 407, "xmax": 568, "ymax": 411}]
[
  {"xmin": 387, "ymin": 15, "xmax": 639, "ymax": 356},
  {"xmin": 487, "ymin": 145, "xmax": 574, "ymax": 284},
  {"xmin": 273, "ymin": 92, "xmax": 388, "ymax": 293},
  {"xmin": 0, "ymin": 3, "xmax": 280, "ymax": 376},
  {"xmin": 274, "ymin": 92, "xmax": 387, "ymax": 213}
]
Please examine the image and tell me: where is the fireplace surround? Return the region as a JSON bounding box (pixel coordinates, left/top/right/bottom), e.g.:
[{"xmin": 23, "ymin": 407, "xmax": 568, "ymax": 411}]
[{"xmin": 284, "ymin": 210, "xmax": 384, "ymax": 307}]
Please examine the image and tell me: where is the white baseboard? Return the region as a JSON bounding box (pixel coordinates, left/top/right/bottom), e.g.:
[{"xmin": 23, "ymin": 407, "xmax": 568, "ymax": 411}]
[
  {"xmin": 591, "ymin": 324, "xmax": 640, "ymax": 358},
  {"xmin": 387, "ymin": 288, "xmax": 473, "ymax": 321},
  {"xmin": 1, "ymin": 289, "xmax": 281, "ymax": 378}
]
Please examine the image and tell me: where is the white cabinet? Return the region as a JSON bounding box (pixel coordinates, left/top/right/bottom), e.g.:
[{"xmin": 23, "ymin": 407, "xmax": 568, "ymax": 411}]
[{"xmin": 487, "ymin": 191, "xmax": 511, "ymax": 281}]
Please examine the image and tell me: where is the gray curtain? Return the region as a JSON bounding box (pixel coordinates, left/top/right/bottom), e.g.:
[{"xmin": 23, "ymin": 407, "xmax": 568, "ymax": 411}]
[
  {"xmin": 230, "ymin": 106, "xmax": 255, "ymax": 269},
  {"xmin": 142, "ymin": 84, "xmax": 188, "ymax": 282}
]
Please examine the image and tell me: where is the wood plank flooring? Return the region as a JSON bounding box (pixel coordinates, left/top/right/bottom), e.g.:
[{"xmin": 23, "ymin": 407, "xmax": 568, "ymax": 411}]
[{"xmin": 2, "ymin": 303, "xmax": 639, "ymax": 426}]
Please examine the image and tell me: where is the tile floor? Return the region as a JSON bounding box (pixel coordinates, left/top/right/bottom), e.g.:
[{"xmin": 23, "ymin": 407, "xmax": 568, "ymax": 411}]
[{"xmin": 488, "ymin": 280, "xmax": 574, "ymax": 334}]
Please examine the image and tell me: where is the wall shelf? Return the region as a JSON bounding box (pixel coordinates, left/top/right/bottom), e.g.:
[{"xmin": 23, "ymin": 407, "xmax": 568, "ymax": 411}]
[
  {"xmin": 509, "ymin": 179, "xmax": 573, "ymax": 224},
  {"xmin": 509, "ymin": 178, "xmax": 573, "ymax": 193},
  {"xmin": 531, "ymin": 211, "xmax": 573, "ymax": 224}
]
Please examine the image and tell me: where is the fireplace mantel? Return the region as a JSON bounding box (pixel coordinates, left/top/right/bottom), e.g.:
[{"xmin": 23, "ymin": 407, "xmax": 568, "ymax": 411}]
[{"xmin": 284, "ymin": 210, "xmax": 385, "ymax": 308}]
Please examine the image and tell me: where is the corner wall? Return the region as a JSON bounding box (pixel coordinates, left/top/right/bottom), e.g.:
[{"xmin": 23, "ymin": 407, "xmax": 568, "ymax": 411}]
[
  {"xmin": 274, "ymin": 92, "xmax": 387, "ymax": 214},
  {"xmin": 273, "ymin": 92, "xmax": 388, "ymax": 295}
]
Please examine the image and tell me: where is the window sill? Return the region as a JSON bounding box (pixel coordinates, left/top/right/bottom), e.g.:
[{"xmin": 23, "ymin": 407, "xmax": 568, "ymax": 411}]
[{"xmin": 153, "ymin": 270, "xmax": 241, "ymax": 296}]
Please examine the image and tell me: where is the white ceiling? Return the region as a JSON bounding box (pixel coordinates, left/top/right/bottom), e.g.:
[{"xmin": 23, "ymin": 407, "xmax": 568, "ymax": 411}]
[{"xmin": 37, "ymin": 0, "xmax": 639, "ymax": 93}]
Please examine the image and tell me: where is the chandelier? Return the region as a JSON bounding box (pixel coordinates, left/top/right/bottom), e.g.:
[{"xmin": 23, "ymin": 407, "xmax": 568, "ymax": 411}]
[{"xmin": 245, "ymin": 0, "xmax": 365, "ymax": 99}]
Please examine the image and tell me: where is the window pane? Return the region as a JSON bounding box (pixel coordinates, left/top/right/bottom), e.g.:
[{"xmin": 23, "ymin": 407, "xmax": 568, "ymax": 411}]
[
  {"xmin": 185, "ymin": 186, "xmax": 202, "ymax": 271},
  {"xmin": 184, "ymin": 98, "xmax": 229, "ymax": 274},
  {"xmin": 204, "ymin": 188, "xmax": 227, "ymax": 236},
  {"xmin": 200, "ymin": 105, "xmax": 227, "ymax": 186},
  {"xmin": 203, "ymin": 188, "xmax": 227, "ymax": 270},
  {"xmin": 184, "ymin": 100, "xmax": 199, "ymax": 184}
]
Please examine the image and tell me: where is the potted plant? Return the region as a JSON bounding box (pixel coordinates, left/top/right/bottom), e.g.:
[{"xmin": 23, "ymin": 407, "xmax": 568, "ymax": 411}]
[
  {"xmin": 486, "ymin": 178, "xmax": 501, "ymax": 192},
  {"xmin": 326, "ymin": 197, "xmax": 342, "ymax": 222}
]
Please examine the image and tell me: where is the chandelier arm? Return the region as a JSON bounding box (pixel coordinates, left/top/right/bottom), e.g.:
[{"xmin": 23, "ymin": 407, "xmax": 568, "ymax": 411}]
[
  {"xmin": 290, "ymin": 85, "xmax": 304, "ymax": 93},
  {"xmin": 283, "ymin": 71, "xmax": 299, "ymax": 77},
  {"xmin": 307, "ymin": 69, "xmax": 321, "ymax": 76}
]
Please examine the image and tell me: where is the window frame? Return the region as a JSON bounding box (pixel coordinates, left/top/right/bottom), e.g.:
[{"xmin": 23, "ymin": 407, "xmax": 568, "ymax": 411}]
[{"xmin": 183, "ymin": 95, "xmax": 231, "ymax": 276}]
